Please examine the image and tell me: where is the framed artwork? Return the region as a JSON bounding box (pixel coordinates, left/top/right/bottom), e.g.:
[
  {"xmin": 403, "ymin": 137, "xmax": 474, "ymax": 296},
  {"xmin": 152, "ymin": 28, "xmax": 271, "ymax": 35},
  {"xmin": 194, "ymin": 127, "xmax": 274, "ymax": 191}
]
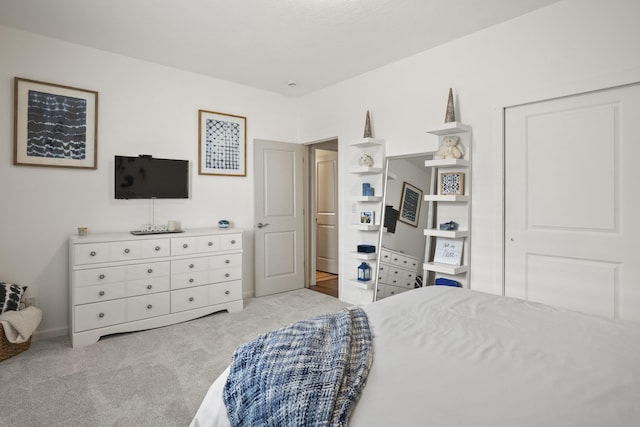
[
  {"xmin": 439, "ymin": 172, "xmax": 465, "ymax": 195},
  {"xmin": 14, "ymin": 77, "xmax": 98, "ymax": 169},
  {"xmin": 433, "ymin": 237, "xmax": 464, "ymax": 265},
  {"xmin": 398, "ymin": 181, "xmax": 423, "ymax": 227},
  {"xmin": 360, "ymin": 211, "xmax": 374, "ymax": 224},
  {"xmin": 198, "ymin": 109, "xmax": 247, "ymax": 176}
]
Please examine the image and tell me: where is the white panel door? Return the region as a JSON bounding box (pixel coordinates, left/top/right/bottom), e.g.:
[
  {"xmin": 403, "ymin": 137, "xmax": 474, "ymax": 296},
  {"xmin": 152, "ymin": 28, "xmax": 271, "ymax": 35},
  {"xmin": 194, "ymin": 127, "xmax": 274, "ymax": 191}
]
[
  {"xmin": 505, "ymin": 83, "xmax": 640, "ymax": 321},
  {"xmin": 254, "ymin": 140, "xmax": 305, "ymax": 297},
  {"xmin": 316, "ymin": 149, "xmax": 339, "ymax": 274}
]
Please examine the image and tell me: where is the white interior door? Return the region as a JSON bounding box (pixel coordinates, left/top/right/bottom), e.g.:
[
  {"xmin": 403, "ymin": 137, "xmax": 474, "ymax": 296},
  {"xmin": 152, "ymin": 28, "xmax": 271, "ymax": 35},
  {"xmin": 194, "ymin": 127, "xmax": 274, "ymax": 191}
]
[
  {"xmin": 254, "ymin": 139, "xmax": 305, "ymax": 297},
  {"xmin": 316, "ymin": 149, "xmax": 339, "ymax": 274},
  {"xmin": 504, "ymin": 83, "xmax": 640, "ymax": 321}
]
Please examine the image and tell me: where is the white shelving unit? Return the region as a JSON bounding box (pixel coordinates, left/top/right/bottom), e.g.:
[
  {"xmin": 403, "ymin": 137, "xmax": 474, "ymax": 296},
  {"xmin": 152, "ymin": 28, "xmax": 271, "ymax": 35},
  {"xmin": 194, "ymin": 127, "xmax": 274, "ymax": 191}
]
[
  {"xmin": 346, "ymin": 137, "xmax": 385, "ymax": 291},
  {"xmin": 423, "ymin": 122, "xmax": 472, "ymax": 288}
]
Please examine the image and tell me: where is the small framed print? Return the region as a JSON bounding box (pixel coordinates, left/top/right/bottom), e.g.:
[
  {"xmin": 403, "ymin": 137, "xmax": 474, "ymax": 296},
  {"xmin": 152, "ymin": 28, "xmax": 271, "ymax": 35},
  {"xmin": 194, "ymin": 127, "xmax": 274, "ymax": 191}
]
[
  {"xmin": 360, "ymin": 211, "xmax": 375, "ymax": 224},
  {"xmin": 14, "ymin": 77, "xmax": 98, "ymax": 169},
  {"xmin": 439, "ymin": 172, "xmax": 465, "ymax": 195},
  {"xmin": 433, "ymin": 237, "xmax": 464, "ymax": 265},
  {"xmin": 198, "ymin": 109, "xmax": 247, "ymax": 176}
]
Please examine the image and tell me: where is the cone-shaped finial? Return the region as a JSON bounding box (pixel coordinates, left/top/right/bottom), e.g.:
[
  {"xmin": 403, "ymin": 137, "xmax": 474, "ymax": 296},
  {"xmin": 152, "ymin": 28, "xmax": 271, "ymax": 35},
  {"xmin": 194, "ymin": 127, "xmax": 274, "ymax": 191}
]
[
  {"xmin": 445, "ymin": 88, "xmax": 456, "ymax": 123},
  {"xmin": 363, "ymin": 110, "xmax": 373, "ymax": 138}
]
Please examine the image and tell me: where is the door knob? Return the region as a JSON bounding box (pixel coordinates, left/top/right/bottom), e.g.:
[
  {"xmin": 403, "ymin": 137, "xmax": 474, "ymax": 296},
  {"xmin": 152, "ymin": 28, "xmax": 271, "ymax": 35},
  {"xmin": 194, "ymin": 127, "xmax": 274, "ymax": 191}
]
[{"xmin": 257, "ymin": 222, "xmax": 270, "ymax": 228}]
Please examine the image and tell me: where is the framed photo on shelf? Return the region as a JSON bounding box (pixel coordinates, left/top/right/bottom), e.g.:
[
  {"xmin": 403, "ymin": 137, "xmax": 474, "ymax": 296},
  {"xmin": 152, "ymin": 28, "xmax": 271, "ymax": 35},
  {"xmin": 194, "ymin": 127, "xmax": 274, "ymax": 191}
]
[
  {"xmin": 433, "ymin": 237, "xmax": 464, "ymax": 265},
  {"xmin": 198, "ymin": 109, "xmax": 247, "ymax": 176},
  {"xmin": 14, "ymin": 77, "xmax": 98, "ymax": 169},
  {"xmin": 439, "ymin": 172, "xmax": 465, "ymax": 195},
  {"xmin": 398, "ymin": 181, "xmax": 423, "ymax": 227},
  {"xmin": 360, "ymin": 211, "xmax": 375, "ymax": 224}
]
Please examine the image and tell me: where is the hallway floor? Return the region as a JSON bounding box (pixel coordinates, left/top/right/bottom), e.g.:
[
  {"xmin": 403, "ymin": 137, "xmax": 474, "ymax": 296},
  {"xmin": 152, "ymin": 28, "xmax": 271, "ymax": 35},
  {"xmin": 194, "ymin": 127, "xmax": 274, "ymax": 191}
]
[{"xmin": 310, "ymin": 271, "xmax": 338, "ymax": 298}]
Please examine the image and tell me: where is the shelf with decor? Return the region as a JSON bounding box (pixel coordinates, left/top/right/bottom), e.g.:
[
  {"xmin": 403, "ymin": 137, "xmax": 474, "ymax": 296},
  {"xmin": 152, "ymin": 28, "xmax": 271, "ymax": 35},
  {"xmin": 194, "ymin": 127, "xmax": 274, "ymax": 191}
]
[
  {"xmin": 422, "ymin": 121, "xmax": 472, "ymax": 287},
  {"xmin": 346, "ymin": 129, "xmax": 385, "ymax": 294}
]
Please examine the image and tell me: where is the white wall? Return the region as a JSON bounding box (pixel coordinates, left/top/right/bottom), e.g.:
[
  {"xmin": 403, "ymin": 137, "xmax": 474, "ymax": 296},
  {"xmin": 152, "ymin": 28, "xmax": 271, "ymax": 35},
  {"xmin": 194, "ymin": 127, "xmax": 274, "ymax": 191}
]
[
  {"xmin": 297, "ymin": 0, "xmax": 640, "ymax": 304},
  {"xmin": 0, "ymin": 26, "xmax": 298, "ymax": 337}
]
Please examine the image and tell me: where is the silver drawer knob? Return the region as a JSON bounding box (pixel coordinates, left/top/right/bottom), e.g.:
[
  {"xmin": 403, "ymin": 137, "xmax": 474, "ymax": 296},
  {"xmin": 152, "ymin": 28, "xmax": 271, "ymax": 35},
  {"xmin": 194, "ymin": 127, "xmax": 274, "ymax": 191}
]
[
  {"xmin": 230, "ymin": 240, "xmax": 236, "ymax": 244},
  {"xmin": 124, "ymin": 248, "xmax": 130, "ymax": 254},
  {"xmin": 147, "ymin": 284, "xmax": 153, "ymax": 290},
  {"xmin": 189, "ymin": 278, "xmax": 194, "ymax": 283},
  {"xmin": 225, "ymin": 290, "xmax": 230, "ymax": 295},
  {"xmin": 183, "ymin": 243, "xmax": 188, "ymax": 249},
  {"xmin": 99, "ymin": 274, "xmax": 105, "ymax": 280},
  {"xmin": 90, "ymin": 251, "xmax": 97, "ymax": 257},
  {"xmin": 225, "ymin": 273, "xmax": 230, "ymax": 278},
  {"xmin": 188, "ymin": 297, "xmax": 194, "ymax": 302},
  {"xmin": 99, "ymin": 291, "xmax": 105, "ymax": 296},
  {"xmin": 225, "ymin": 259, "xmax": 230, "ymax": 264},
  {"xmin": 189, "ymin": 264, "xmax": 194, "ymax": 269},
  {"xmin": 155, "ymin": 246, "xmax": 161, "ymax": 251},
  {"xmin": 98, "ymin": 312, "xmax": 105, "ymax": 318},
  {"xmin": 208, "ymin": 242, "xmax": 213, "ymax": 246},
  {"xmin": 147, "ymin": 268, "xmax": 153, "ymax": 274},
  {"xmin": 147, "ymin": 304, "xmax": 153, "ymax": 309}
]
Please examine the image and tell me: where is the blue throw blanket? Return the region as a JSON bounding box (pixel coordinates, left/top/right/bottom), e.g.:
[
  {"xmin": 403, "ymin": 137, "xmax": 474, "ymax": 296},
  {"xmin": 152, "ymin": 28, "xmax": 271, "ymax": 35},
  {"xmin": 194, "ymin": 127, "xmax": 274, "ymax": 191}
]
[{"xmin": 223, "ymin": 307, "xmax": 373, "ymax": 427}]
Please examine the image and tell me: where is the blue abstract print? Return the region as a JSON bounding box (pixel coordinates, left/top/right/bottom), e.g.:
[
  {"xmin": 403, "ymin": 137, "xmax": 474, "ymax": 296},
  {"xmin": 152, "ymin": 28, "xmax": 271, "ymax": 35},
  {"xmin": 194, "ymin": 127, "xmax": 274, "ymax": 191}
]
[
  {"xmin": 27, "ymin": 90, "xmax": 87, "ymax": 159},
  {"xmin": 205, "ymin": 119, "xmax": 240, "ymax": 171}
]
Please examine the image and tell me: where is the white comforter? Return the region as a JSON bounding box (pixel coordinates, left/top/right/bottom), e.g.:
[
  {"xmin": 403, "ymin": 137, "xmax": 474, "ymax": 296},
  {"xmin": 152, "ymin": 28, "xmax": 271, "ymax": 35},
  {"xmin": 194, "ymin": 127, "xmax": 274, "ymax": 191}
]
[{"xmin": 191, "ymin": 286, "xmax": 640, "ymax": 427}]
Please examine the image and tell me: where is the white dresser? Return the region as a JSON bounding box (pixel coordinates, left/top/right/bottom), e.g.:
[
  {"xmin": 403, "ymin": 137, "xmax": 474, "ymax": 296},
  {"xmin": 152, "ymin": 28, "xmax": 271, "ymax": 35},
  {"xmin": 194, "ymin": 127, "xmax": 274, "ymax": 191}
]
[
  {"xmin": 376, "ymin": 248, "xmax": 419, "ymax": 299},
  {"xmin": 69, "ymin": 228, "xmax": 243, "ymax": 347}
]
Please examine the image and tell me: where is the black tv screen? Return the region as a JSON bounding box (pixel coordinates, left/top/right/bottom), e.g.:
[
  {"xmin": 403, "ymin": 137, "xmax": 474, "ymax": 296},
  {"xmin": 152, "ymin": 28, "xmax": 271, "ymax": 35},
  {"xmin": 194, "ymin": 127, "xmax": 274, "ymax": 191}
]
[{"xmin": 115, "ymin": 155, "xmax": 189, "ymax": 199}]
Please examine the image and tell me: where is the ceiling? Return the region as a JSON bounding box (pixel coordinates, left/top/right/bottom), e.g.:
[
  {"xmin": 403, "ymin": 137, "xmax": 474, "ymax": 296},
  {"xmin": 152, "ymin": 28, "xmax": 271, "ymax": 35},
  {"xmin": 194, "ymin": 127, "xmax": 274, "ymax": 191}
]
[{"xmin": 0, "ymin": 0, "xmax": 561, "ymax": 96}]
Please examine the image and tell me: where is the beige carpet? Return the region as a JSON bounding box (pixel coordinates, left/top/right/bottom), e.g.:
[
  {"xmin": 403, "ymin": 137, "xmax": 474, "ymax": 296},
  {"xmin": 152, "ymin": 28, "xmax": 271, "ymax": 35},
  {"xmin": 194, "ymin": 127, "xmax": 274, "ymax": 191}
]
[{"xmin": 0, "ymin": 289, "xmax": 348, "ymax": 426}]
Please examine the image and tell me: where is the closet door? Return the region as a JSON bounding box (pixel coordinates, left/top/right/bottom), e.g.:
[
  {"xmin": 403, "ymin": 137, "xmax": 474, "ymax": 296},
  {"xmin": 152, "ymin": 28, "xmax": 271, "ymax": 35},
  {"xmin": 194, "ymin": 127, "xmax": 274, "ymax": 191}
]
[{"xmin": 504, "ymin": 83, "xmax": 640, "ymax": 321}]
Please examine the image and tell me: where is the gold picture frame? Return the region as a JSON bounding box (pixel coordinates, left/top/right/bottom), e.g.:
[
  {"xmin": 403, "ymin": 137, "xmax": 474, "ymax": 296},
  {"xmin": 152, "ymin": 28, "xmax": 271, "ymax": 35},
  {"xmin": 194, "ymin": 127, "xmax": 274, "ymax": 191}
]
[
  {"xmin": 198, "ymin": 109, "xmax": 247, "ymax": 176},
  {"xmin": 14, "ymin": 77, "xmax": 98, "ymax": 169},
  {"xmin": 439, "ymin": 172, "xmax": 465, "ymax": 195}
]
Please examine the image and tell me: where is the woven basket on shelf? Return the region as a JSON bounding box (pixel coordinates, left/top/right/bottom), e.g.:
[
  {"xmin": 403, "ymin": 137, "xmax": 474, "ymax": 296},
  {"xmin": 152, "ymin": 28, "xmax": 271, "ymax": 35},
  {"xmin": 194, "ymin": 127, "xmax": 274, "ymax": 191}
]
[{"xmin": 0, "ymin": 323, "xmax": 32, "ymax": 362}]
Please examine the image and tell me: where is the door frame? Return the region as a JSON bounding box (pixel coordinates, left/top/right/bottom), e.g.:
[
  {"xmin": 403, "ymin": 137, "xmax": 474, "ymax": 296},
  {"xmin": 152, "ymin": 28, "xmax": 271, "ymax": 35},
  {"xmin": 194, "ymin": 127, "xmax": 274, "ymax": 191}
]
[
  {"xmin": 304, "ymin": 138, "xmax": 340, "ymax": 289},
  {"xmin": 493, "ymin": 68, "xmax": 640, "ymax": 296}
]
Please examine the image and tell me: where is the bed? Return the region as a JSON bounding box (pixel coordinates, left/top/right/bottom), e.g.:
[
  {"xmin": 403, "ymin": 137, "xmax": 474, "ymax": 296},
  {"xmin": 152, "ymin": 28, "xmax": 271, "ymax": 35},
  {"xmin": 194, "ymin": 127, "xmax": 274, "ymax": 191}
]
[{"xmin": 190, "ymin": 286, "xmax": 640, "ymax": 427}]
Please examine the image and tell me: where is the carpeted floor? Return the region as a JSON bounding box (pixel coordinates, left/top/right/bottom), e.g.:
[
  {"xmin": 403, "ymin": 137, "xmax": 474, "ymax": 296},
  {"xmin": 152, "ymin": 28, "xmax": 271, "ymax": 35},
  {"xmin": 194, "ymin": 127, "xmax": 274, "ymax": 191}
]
[{"xmin": 0, "ymin": 289, "xmax": 348, "ymax": 427}]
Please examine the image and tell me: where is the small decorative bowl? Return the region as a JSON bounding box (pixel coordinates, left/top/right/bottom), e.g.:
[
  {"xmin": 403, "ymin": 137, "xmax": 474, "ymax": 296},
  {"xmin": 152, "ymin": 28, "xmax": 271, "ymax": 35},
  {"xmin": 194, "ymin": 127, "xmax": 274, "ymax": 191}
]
[{"xmin": 218, "ymin": 220, "xmax": 230, "ymax": 229}]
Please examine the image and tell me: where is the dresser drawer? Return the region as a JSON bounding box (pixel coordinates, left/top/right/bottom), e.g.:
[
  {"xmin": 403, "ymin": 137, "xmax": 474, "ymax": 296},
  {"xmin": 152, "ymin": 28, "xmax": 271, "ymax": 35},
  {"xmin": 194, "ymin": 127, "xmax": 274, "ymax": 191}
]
[
  {"xmin": 75, "ymin": 300, "xmax": 126, "ymax": 332},
  {"xmin": 171, "ymin": 271, "xmax": 209, "ymax": 290},
  {"xmin": 109, "ymin": 240, "xmax": 142, "ymax": 261},
  {"xmin": 141, "ymin": 238, "xmax": 170, "ymax": 258},
  {"xmin": 210, "ymin": 267, "xmax": 242, "ymax": 284},
  {"xmin": 171, "ymin": 237, "xmax": 196, "ymax": 256},
  {"xmin": 74, "ymin": 243, "xmax": 110, "ymax": 265},
  {"xmin": 377, "ymin": 265, "xmax": 389, "ymax": 283},
  {"xmin": 209, "ymin": 280, "xmax": 241, "ymax": 305},
  {"xmin": 171, "ymin": 257, "xmax": 209, "ymax": 274},
  {"xmin": 127, "ymin": 292, "xmax": 170, "ymax": 322},
  {"xmin": 171, "ymin": 286, "xmax": 209, "ymax": 313},
  {"xmin": 220, "ymin": 233, "xmax": 242, "ymax": 250},
  {"xmin": 74, "ymin": 266, "xmax": 126, "ymax": 287},
  {"xmin": 127, "ymin": 276, "xmax": 170, "ymax": 297},
  {"xmin": 209, "ymin": 253, "xmax": 242, "ymax": 269},
  {"xmin": 380, "ymin": 250, "xmax": 392, "ymax": 264},
  {"xmin": 75, "ymin": 282, "xmax": 126, "ymax": 305},
  {"xmin": 126, "ymin": 261, "xmax": 170, "ymax": 280},
  {"xmin": 390, "ymin": 253, "xmax": 419, "ymax": 270},
  {"xmin": 196, "ymin": 235, "xmax": 220, "ymax": 252}
]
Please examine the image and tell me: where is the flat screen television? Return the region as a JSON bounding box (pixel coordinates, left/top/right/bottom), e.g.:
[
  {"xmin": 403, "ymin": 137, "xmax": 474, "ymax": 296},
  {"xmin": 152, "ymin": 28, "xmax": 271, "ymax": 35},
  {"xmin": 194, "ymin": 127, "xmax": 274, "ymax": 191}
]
[{"xmin": 114, "ymin": 155, "xmax": 189, "ymax": 199}]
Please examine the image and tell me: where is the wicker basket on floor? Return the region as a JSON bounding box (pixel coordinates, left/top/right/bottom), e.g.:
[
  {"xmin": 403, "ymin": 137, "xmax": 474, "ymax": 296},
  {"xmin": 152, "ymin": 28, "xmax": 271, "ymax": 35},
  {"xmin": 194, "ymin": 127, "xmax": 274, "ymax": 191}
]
[{"xmin": 0, "ymin": 323, "xmax": 32, "ymax": 362}]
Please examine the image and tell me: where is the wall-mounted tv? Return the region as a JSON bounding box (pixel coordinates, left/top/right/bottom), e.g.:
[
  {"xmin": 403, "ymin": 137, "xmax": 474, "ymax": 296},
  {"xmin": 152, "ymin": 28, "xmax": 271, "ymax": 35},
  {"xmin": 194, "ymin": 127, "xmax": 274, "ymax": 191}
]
[{"xmin": 115, "ymin": 155, "xmax": 189, "ymax": 199}]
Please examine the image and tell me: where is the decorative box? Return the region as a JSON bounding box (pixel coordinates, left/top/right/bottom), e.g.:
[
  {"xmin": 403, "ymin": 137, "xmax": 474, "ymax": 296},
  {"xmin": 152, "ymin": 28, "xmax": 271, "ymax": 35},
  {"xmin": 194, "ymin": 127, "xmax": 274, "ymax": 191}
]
[{"xmin": 357, "ymin": 244, "xmax": 376, "ymax": 253}]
